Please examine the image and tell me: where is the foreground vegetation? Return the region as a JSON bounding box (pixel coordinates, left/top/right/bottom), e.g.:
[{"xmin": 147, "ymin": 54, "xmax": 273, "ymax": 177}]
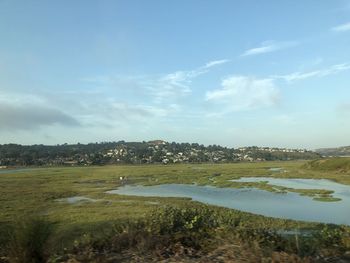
[
  {"xmin": 1, "ymin": 159, "xmax": 350, "ymax": 261},
  {"xmin": 4, "ymin": 206, "xmax": 350, "ymax": 262}
]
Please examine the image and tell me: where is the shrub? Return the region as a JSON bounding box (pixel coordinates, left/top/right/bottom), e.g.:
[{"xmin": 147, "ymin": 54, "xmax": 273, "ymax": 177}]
[
  {"xmin": 7, "ymin": 218, "xmax": 53, "ymax": 263},
  {"xmin": 147, "ymin": 206, "xmax": 219, "ymax": 235}
]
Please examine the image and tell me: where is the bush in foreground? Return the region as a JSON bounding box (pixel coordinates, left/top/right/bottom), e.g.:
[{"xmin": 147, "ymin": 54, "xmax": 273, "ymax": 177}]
[{"xmin": 7, "ymin": 218, "xmax": 53, "ymax": 263}]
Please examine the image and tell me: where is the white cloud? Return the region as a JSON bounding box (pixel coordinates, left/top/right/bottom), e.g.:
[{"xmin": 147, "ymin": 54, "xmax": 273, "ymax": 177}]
[
  {"xmin": 152, "ymin": 59, "xmax": 229, "ymax": 101},
  {"xmin": 72, "ymin": 59, "xmax": 230, "ymax": 126},
  {"xmin": 152, "ymin": 71, "xmax": 192, "ymax": 100},
  {"xmin": 204, "ymin": 59, "xmax": 230, "ymax": 68},
  {"xmin": 206, "ymin": 76, "xmax": 280, "ymax": 112},
  {"xmin": 241, "ymin": 41, "xmax": 298, "ymax": 57},
  {"xmin": 275, "ymin": 63, "xmax": 350, "ymax": 82},
  {"xmin": 81, "ymin": 59, "xmax": 229, "ymax": 103},
  {"xmin": 275, "ymin": 71, "xmax": 321, "ymax": 82},
  {"xmin": 331, "ymin": 22, "xmax": 350, "ymax": 32}
]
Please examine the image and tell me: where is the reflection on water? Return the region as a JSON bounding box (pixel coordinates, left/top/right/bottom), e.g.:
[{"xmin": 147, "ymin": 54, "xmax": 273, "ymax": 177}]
[{"xmin": 107, "ymin": 182, "xmax": 350, "ymax": 225}]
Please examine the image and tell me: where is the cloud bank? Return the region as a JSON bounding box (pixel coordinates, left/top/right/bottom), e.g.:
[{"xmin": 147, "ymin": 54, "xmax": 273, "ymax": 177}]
[{"xmin": 0, "ymin": 103, "xmax": 79, "ymax": 130}]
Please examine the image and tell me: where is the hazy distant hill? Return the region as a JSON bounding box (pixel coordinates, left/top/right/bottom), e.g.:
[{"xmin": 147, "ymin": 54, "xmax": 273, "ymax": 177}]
[{"xmin": 315, "ymin": 146, "xmax": 350, "ymax": 157}]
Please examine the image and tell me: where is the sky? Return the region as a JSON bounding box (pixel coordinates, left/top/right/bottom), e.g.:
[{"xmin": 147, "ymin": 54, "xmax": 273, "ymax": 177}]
[{"xmin": 0, "ymin": 0, "xmax": 350, "ymax": 149}]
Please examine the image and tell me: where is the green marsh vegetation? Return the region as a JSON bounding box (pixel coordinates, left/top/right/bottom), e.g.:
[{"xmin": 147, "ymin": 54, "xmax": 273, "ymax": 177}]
[
  {"xmin": 304, "ymin": 157, "xmax": 350, "ymax": 173},
  {"xmin": 0, "ymin": 159, "xmax": 350, "ymax": 261}
]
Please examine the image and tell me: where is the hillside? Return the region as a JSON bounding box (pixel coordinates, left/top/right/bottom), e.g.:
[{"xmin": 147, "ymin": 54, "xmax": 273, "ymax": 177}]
[
  {"xmin": 304, "ymin": 157, "xmax": 350, "ymax": 173},
  {"xmin": 316, "ymin": 146, "xmax": 350, "ymax": 157},
  {"xmin": 0, "ymin": 141, "xmax": 320, "ymax": 167}
]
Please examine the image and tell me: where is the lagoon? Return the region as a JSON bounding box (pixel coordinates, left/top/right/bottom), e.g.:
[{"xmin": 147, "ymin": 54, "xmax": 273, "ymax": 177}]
[{"xmin": 107, "ymin": 180, "xmax": 350, "ymax": 225}]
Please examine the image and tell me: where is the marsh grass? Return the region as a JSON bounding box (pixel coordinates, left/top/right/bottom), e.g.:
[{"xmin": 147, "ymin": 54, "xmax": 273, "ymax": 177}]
[
  {"xmin": 0, "ymin": 160, "xmax": 350, "ymax": 261},
  {"xmin": 304, "ymin": 158, "xmax": 350, "ymax": 173}
]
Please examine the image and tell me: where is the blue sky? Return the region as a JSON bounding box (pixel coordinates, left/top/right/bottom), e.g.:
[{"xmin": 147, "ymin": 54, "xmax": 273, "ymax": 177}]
[{"xmin": 1, "ymin": 0, "xmax": 350, "ymax": 149}]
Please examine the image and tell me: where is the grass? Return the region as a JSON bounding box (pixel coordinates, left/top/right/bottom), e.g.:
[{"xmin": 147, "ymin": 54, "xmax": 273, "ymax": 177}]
[
  {"xmin": 304, "ymin": 157, "xmax": 350, "ymax": 173},
  {"xmin": 0, "ymin": 159, "xmax": 350, "ymax": 260}
]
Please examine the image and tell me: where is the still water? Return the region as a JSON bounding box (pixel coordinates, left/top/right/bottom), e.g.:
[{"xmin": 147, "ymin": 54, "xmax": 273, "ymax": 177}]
[{"xmin": 107, "ymin": 179, "xmax": 350, "ymax": 225}]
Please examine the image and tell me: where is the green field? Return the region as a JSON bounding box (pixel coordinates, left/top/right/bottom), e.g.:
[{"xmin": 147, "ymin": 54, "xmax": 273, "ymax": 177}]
[{"xmin": 1, "ymin": 160, "xmax": 350, "ymax": 261}]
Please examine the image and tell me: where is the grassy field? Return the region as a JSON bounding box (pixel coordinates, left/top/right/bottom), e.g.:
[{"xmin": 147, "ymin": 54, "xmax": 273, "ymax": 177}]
[{"xmin": 1, "ymin": 160, "xmax": 350, "ymax": 261}]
